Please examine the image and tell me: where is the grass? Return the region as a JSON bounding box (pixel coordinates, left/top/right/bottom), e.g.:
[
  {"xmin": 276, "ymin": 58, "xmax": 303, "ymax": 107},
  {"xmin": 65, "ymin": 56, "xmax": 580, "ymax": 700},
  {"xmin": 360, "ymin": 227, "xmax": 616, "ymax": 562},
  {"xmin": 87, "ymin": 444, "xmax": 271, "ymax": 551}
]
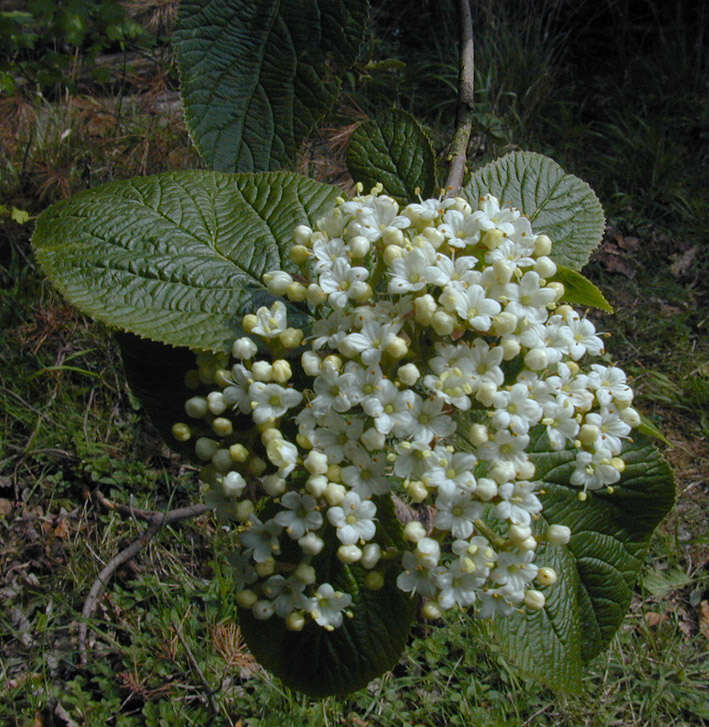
[{"xmin": 1, "ymin": 1, "xmax": 708, "ymax": 725}]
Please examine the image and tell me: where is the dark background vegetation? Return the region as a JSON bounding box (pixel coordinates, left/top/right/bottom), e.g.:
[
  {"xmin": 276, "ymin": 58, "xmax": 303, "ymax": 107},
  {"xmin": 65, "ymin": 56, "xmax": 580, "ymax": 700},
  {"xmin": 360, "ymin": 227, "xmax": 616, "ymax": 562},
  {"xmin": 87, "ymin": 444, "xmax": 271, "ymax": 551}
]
[{"xmin": 1, "ymin": 1, "xmax": 707, "ymax": 725}]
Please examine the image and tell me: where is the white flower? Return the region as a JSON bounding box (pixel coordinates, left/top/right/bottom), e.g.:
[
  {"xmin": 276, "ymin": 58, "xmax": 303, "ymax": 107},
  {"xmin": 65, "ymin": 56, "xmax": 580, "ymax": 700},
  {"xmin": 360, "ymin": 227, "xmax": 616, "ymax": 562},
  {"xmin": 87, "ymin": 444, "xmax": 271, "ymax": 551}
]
[
  {"xmin": 318, "ymin": 258, "xmax": 369, "ymax": 309},
  {"xmin": 327, "ymin": 492, "xmax": 377, "ymax": 545},
  {"xmin": 240, "ymin": 516, "xmax": 282, "ymax": 562},
  {"xmin": 273, "ymin": 491, "xmax": 323, "ymax": 539},
  {"xmin": 434, "ymin": 490, "xmax": 483, "ymax": 538},
  {"xmin": 310, "ymin": 583, "xmax": 352, "ymax": 630},
  {"xmin": 249, "ymin": 381, "xmax": 302, "ymax": 424},
  {"xmin": 262, "ymin": 575, "xmax": 313, "ymax": 617},
  {"xmin": 251, "ymin": 301, "xmax": 288, "ymax": 337}
]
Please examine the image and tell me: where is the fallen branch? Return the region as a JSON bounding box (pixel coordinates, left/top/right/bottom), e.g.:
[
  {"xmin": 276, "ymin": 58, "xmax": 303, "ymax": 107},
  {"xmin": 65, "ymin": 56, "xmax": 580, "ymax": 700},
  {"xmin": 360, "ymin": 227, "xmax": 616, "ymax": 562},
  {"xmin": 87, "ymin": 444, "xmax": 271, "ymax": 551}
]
[
  {"xmin": 79, "ymin": 491, "xmax": 212, "ymax": 664},
  {"xmin": 445, "ymin": 0, "xmax": 475, "ymax": 195}
]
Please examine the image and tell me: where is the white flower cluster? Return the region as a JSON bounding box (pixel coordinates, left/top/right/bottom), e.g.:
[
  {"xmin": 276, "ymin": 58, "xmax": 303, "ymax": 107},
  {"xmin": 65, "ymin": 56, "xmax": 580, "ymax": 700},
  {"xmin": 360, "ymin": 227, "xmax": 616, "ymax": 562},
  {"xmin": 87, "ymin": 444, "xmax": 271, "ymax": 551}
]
[{"xmin": 172, "ymin": 186, "xmax": 641, "ymax": 630}]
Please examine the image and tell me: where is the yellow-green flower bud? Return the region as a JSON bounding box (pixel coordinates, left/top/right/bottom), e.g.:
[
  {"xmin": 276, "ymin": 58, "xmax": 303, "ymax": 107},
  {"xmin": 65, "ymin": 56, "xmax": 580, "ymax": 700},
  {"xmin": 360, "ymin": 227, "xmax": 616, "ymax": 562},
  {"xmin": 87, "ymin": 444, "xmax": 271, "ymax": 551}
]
[{"xmin": 171, "ymin": 422, "xmax": 191, "ymax": 442}]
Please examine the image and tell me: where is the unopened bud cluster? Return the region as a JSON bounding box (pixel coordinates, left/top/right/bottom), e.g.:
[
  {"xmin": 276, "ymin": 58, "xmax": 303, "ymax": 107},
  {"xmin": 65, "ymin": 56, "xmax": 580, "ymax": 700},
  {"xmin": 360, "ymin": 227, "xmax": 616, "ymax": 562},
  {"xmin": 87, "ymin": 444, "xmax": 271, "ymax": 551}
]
[{"xmin": 173, "ymin": 185, "xmax": 639, "ymax": 630}]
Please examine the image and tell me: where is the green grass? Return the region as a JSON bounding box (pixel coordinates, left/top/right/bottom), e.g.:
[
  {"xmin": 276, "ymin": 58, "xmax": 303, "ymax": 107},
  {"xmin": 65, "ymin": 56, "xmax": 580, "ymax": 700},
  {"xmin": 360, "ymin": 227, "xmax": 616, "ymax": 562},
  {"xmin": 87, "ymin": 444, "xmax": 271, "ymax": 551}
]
[{"xmin": 2, "ymin": 1, "xmax": 709, "ymax": 725}]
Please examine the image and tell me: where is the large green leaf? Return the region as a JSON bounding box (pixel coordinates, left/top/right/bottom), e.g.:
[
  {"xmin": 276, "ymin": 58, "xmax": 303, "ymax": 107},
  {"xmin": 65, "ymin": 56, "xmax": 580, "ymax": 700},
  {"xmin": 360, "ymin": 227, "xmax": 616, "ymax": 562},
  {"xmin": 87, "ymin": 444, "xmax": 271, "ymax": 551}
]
[
  {"xmin": 238, "ymin": 496, "xmax": 416, "ymax": 697},
  {"xmin": 175, "ymin": 0, "xmax": 369, "ymax": 172},
  {"xmin": 463, "ymin": 151, "xmax": 605, "ymax": 270},
  {"xmin": 31, "ymin": 171, "xmax": 338, "ymax": 352},
  {"xmin": 346, "ymin": 108, "xmax": 437, "ymax": 202},
  {"xmin": 491, "ymin": 429, "xmax": 674, "ymax": 691}
]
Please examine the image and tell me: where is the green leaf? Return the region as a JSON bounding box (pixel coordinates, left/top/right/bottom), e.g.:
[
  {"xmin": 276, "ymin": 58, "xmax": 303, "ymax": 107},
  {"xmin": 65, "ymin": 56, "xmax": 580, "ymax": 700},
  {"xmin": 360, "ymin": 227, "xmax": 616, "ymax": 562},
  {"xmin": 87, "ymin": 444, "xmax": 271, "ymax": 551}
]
[
  {"xmin": 551, "ymin": 264, "xmax": 614, "ymax": 313},
  {"xmin": 463, "ymin": 151, "xmax": 605, "ymax": 270},
  {"xmin": 174, "ymin": 0, "xmax": 368, "ymax": 172},
  {"xmin": 346, "ymin": 108, "xmax": 437, "ymax": 202},
  {"xmin": 637, "ymin": 414, "xmax": 671, "ymax": 446},
  {"xmin": 491, "ymin": 429, "xmax": 674, "ymax": 691},
  {"xmin": 31, "ymin": 171, "xmax": 338, "ymax": 352},
  {"xmin": 238, "ymin": 496, "xmax": 416, "ymax": 697}
]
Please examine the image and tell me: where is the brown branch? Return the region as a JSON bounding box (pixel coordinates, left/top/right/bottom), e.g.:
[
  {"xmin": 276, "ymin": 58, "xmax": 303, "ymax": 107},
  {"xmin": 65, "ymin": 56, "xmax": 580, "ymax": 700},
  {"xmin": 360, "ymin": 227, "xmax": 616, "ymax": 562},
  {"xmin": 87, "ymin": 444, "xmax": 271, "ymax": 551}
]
[
  {"xmin": 445, "ymin": 0, "xmax": 475, "ymax": 196},
  {"xmin": 79, "ymin": 491, "xmax": 212, "ymax": 664}
]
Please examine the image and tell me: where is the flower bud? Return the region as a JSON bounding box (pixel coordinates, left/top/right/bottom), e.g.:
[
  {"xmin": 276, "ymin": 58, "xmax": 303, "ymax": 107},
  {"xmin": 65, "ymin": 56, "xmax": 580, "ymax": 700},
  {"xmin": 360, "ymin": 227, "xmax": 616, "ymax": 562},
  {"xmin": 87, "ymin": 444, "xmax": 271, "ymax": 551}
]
[
  {"xmin": 385, "ymin": 336, "xmax": 408, "ymax": 359},
  {"xmin": 547, "ymin": 524, "xmax": 571, "ymax": 545},
  {"xmin": 255, "ymin": 558, "xmax": 275, "ymax": 577},
  {"xmin": 475, "ymin": 477, "xmax": 497, "ymax": 500},
  {"xmin": 468, "ymin": 423, "xmax": 488, "ymax": 445},
  {"xmin": 306, "ymin": 284, "xmax": 327, "ymax": 307},
  {"xmin": 403, "ymin": 521, "xmax": 426, "ymax": 543},
  {"xmin": 290, "ymin": 245, "xmax": 311, "ymax": 265},
  {"xmin": 337, "ymin": 544, "xmax": 362, "ymax": 563},
  {"xmin": 212, "ymin": 417, "xmax": 233, "ymax": 437},
  {"xmin": 286, "ymin": 281, "xmax": 306, "ymax": 302},
  {"xmin": 294, "ymin": 563, "xmax": 316, "ymax": 584},
  {"xmin": 242, "ymin": 313, "xmax": 258, "ymax": 333},
  {"xmin": 301, "ymin": 350, "xmax": 321, "ymax": 376},
  {"xmin": 235, "ymin": 499, "xmax": 255, "ymax": 521},
  {"xmin": 547, "ymin": 281, "xmax": 565, "ymax": 301},
  {"xmin": 524, "ymin": 589, "xmax": 546, "ymax": 610},
  {"xmin": 212, "ymin": 448, "xmax": 234, "ymax": 472},
  {"xmin": 397, "ymin": 363, "xmax": 420, "ymax": 386},
  {"xmin": 269, "ymin": 360, "xmax": 291, "ymax": 384},
  {"xmin": 361, "ymin": 427, "xmax": 386, "ymax": 451},
  {"xmin": 383, "ymin": 244, "xmax": 403, "ymax": 265},
  {"xmin": 251, "ymin": 360, "xmax": 272, "ymax": 381},
  {"xmin": 305, "ymin": 474, "xmax": 328, "ymax": 497},
  {"xmin": 195, "ymin": 437, "xmax": 218, "ymax": 461},
  {"xmin": 364, "ymin": 571, "xmax": 384, "ymax": 590},
  {"xmin": 223, "ymin": 471, "xmax": 246, "ymax": 497},
  {"xmin": 185, "ymin": 396, "xmax": 208, "ymax": 419},
  {"xmin": 263, "ymin": 270, "xmax": 293, "ymax": 295},
  {"xmin": 298, "ymin": 532, "xmax": 324, "ymax": 555},
  {"xmin": 294, "ymin": 224, "xmax": 312, "ymax": 246},
  {"xmin": 431, "ymin": 311, "xmax": 455, "ymax": 336},
  {"xmin": 406, "ymin": 480, "xmax": 429, "ymax": 503},
  {"xmin": 534, "ymin": 234, "xmax": 552, "ymax": 257},
  {"xmin": 534, "ymin": 256, "xmax": 557, "ymax": 279},
  {"xmin": 286, "ymin": 611, "xmax": 306, "ymax": 631},
  {"xmin": 349, "ymin": 235, "xmax": 370, "ymax": 258},
  {"xmin": 508, "ymin": 524, "xmax": 532, "ymax": 543},
  {"xmin": 501, "ymin": 337, "xmax": 521, "ymax": 360},
  {"xmin": 171, "ymin": 422, "xmax": 191, "ymax": 442},
  {"xmin": 492, "ymin": 312, "xmax": 518, "ymax": 335},
  {"xmin": 252, "ymin": 600, "xmax": 274, "ymax": 620},
  {"xmin": 229, "ymin": 443, "xmax": 249, "ymax": 462},
  {"xmin": 423, "ymin": 601, "xmax": 442, "ymax": 620},
  {"xmin": 536, "ymin": 566, "xmax": 558, "ymax": 586},
  {"xmin": 361, "ymin": 543, "xmax": 382, "ymax": 569},
  {"xmin": 236, "ymin": 589, "xmax": 258, "ymax": 608},
  {"xmin": 481, "ymin": 228, "xmax": 504, "ymax": 249},
  {"xmin": 324, "ymin": 482, "xmax": 346, "ymax": 506},
  {"xmin": 279, "ymin": 328, "xmax": 304, "ymax": 348},
  {"xmin": 414, "ymin": 294, "xmax": 437, "ymax": 325},
  {"xmin": 262, "ymin": 474, "xmax": 286, "ymax": 496},
  {"xmin": 382, "ymin": 227, "xmax": 404, "ymax": 246},
  {"xmin": 304, "ymin": 450, "xmax": 328, "ymax": 475},
  {"xmin": 525, "ymin": 348, "xmax": 548, "ymax": 371}
]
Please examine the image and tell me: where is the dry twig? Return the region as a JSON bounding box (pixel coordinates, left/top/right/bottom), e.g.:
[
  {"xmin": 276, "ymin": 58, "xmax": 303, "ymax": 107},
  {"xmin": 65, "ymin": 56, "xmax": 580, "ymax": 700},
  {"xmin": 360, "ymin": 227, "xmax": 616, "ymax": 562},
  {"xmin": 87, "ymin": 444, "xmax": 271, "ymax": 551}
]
[
  {"xmin": 79, "ymin": 490, "xmax": 211, "ymax": 664},
  {"xmin": 445, "ymin": 0, "xmax": 475, "ymax": 195}
]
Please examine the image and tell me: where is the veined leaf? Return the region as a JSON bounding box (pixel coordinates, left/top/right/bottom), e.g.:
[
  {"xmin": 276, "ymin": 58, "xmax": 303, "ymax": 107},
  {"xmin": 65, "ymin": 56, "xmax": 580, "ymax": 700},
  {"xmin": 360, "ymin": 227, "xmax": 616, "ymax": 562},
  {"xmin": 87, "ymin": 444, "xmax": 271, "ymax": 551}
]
[
  {"xmin": 175, "ymin": 0, "xmax": 368, "ymax": 172},
  {"xmin": 32, "ymin": 171, "xmax": 338, "ymax": 352},
  {"xmin": 552, "ymin": 264, "xmax": 614, "ymax": 313},
  {"xmin": 491, "ymin": 429, "xmax": 674, "ymax": 691},
  {"xmin": 238, "ymin": 496, "xmax": 416, "ymax": 697},
  {"xmin": 463, "ymin": 151, "xmax": 605, "ymax": 270},
  {"xmin": 346, "ymin": 108, "xmax": 437, "ymax": 202}
]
